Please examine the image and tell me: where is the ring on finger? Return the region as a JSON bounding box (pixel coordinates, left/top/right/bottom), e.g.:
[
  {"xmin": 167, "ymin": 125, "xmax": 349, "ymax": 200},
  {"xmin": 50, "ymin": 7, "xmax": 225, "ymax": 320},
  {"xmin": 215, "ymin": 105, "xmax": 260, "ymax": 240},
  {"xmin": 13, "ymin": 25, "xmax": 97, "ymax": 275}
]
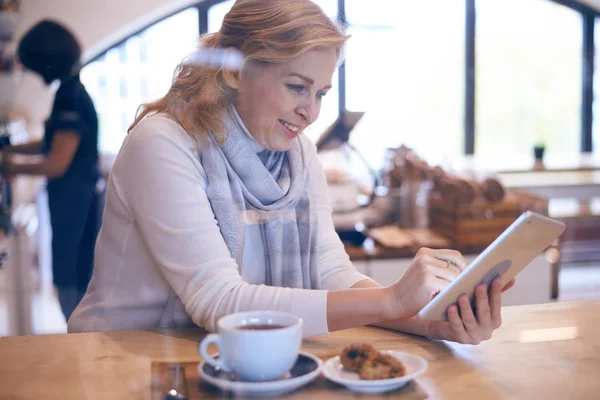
[{"xmin": 446, "ymin": 260, "xmax": 456, "ymax": 272}]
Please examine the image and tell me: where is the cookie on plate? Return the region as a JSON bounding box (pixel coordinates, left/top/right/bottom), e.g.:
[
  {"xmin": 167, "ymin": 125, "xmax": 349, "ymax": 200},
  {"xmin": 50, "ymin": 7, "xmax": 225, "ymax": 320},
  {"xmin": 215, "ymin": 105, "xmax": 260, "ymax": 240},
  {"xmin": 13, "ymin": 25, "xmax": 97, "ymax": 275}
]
[{"xmin": 339, "ymin": 343, "xmax": 378, "ymax": 372}]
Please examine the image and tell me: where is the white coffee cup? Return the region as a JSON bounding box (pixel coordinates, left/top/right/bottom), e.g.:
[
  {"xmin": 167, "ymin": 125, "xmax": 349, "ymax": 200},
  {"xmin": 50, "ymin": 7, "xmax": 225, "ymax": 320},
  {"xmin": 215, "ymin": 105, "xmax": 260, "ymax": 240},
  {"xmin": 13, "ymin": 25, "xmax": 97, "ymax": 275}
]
[{"xmin": 198, "ymin": 311, "xmax": 303, "ymax": 382}]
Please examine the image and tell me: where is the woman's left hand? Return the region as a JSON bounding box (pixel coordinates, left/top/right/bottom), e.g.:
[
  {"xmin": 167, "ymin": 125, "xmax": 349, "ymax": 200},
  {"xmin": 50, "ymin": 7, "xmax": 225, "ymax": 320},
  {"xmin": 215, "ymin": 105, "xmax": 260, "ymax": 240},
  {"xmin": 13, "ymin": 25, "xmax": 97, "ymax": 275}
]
[{"xmin": 425, "ymin": 277, "xmax": 515, "ymax": 345}]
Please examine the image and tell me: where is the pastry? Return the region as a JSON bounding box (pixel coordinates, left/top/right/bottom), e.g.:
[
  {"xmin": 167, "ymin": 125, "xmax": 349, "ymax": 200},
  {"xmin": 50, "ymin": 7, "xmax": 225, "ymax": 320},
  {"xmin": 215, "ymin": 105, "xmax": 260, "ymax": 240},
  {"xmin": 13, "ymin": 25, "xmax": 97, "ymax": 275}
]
[
  {"xmin": 340, "ymin": 343, "xmax": 378, "ymax": 372},
  {"xmin": 358, "ymin": 353, "xmax": 406, "ymax": 380},
  {"xmin": 339, "ymin": 344, "xmax": 406, "ymax": 380}
]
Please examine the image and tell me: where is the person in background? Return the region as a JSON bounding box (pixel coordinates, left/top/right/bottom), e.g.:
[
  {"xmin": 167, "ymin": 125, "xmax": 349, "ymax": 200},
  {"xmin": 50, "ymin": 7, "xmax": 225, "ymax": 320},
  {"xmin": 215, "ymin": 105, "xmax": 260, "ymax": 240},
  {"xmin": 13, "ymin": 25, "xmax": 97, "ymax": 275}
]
[
  {"xmin": 1, "ymin": 20, "xmax": 101, "ymax": 320},
  {"xmin": 69, "ymin": 0, "xmax": 513, "ymax": 344}
]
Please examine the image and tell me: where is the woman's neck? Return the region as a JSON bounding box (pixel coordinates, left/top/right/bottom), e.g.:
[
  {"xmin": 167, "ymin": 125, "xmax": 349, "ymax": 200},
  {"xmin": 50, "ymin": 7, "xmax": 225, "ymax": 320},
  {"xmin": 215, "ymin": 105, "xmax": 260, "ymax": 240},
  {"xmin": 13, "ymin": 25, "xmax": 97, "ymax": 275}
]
[{"xmin": 230, "ymin": 105, "xmax": 264, "ymax": 153}]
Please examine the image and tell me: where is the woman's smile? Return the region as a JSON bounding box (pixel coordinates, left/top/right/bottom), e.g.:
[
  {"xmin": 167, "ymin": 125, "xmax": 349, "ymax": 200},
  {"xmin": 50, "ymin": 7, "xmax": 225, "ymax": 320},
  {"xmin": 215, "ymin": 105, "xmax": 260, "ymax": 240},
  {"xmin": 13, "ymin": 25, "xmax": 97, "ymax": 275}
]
[{"xmin": 279, "ymin": 119, "xmax": 301, "ymax": 139}]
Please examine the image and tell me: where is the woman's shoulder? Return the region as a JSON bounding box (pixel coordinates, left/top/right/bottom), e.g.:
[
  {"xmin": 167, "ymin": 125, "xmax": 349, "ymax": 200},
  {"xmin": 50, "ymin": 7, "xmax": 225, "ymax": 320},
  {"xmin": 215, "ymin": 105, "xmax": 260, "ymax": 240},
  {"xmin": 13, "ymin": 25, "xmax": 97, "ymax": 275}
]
[
  {"xmin": 126, "ymin": 113, "xmax": 204, "ymax": 152},
  {"xmin": 130, "ymin": 113, "xmax": 189, "ymax": 139},
  {"xmin": 113, "ymin": 113, "xmax": 208, "ymax": 175},
  {"xmin": 111, "ymin": 113, "xmax": 208, "ymax": 185}
]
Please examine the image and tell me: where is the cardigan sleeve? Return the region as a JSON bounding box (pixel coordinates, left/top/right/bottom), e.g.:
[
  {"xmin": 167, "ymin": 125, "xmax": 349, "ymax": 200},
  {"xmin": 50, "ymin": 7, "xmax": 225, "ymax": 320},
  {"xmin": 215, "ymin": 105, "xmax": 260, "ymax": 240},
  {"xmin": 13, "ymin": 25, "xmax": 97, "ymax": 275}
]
[{"xmin": 114, "ymin": 117, "xmax": 329, "ymax": 336}]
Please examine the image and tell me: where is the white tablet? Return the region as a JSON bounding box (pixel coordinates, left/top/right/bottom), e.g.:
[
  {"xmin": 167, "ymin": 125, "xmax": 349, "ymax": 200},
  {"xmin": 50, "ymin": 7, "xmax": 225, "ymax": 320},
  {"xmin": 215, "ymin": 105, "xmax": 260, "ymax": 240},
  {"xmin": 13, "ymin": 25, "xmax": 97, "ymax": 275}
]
[{"xmin": 417, "ymin": 211, "xmax": 566, "ymax": 321}]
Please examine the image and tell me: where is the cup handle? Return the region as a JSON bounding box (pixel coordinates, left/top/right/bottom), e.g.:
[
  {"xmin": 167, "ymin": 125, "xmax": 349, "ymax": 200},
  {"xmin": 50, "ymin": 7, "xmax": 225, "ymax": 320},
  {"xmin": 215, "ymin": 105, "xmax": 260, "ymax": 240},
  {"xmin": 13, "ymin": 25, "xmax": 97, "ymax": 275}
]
[{"xmin": 199, "ymin": 334, "xmax": 230, "ymax": 371}]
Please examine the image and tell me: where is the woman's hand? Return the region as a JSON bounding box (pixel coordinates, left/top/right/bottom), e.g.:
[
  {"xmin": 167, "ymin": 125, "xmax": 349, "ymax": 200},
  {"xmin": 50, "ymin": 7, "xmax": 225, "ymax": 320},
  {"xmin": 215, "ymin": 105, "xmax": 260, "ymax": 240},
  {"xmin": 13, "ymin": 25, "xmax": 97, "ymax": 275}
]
[
  {"xmin": 424, "ymin": 277, "xmax": 512, "ymax": 344},
  {"xmin": 356, "ymin": 249, "xmax": 516, "ymax": 343},
  {"xmin": 383, "ymin": 247, "xmax": 468, "ymax": 319}
]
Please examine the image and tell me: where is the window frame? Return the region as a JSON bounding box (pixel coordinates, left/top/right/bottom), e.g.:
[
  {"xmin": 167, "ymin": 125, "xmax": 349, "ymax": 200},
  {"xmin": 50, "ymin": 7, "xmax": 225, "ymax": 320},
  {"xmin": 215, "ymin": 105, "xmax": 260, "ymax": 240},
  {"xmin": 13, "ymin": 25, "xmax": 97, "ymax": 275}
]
[
  {"xmin": 465, "ymin": 0, "xmax": 597, "ymax": 154},
  {"xmin": 82, "ymin": 0, "xmax": 600, "ymax": 155}
]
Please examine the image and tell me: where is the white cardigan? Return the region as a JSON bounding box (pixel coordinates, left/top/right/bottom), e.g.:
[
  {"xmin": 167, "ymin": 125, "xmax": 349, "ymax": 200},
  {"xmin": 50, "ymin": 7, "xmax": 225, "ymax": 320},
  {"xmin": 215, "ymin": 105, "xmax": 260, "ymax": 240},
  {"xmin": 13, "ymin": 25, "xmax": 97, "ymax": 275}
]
[{"xmin": 68, "ymin": 114, "xmax": 369, "ymax": 337}]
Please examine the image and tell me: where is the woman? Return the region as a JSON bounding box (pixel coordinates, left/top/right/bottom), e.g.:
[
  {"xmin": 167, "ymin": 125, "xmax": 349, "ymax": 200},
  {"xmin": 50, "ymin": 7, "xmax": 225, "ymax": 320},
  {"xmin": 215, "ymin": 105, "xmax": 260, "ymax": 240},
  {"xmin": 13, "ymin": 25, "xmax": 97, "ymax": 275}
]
[
  {"xmin": 1, "ymin": 20, "xmax": 100, "ymax": 320},
  {"xmin": 69, "ymin": 0, "xmax": 511, "ymax": 344}
]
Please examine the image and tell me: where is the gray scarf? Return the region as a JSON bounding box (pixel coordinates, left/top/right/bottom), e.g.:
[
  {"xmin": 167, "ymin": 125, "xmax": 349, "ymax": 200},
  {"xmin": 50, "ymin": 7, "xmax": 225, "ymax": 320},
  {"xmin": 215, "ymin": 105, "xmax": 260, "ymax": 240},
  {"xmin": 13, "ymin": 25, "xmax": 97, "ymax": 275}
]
[{"xmin": 198, "ymin": 107, "xmax": 321, "ymax": 289}]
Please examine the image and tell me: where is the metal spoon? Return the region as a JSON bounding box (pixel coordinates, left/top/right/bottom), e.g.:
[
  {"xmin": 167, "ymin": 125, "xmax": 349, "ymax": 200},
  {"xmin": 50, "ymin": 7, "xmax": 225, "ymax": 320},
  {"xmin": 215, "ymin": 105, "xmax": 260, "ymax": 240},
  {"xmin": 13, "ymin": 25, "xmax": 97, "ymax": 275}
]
[
  {"xmin": 164, "ymin": 364, "xmax": 188, "ymax": 400},
  {"xmin": 164, "ymin": 388, "xmax": 187, "ymax": 400}
]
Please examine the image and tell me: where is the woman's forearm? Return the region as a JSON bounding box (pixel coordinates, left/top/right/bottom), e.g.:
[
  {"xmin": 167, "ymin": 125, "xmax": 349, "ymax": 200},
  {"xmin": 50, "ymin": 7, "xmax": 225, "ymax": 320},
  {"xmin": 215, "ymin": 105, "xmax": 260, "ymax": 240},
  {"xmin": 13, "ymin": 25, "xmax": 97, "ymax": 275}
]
[
  {"xmin": 5, "ymin": 140, "xmax": 43, "ymax": 155},
  {"xmin": 326, "ymin": 287, "xmax": 399, "ymax": 331},
  {"xmin": 9, "ymin": 161, "xmax": 48, "ymax": 176},
  {"xmin": 346, "ymin": 277, "xmax": 431, "ymax": 338},
  {"xmin": 7, "ymin": 154, "xmax": 71, "ymax": 178}
]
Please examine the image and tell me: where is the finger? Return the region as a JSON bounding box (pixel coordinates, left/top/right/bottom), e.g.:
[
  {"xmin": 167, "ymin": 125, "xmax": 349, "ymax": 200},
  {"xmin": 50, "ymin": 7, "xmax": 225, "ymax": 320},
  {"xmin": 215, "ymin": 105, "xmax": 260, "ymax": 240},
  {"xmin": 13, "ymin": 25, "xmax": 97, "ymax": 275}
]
[
  {"xmin": 428, "ymin": 255, "xmax": 462, "ymax": 275},
  {"xmin": 447, "ymin": 305, "xmax": 469, "ymax": 342},
  {"xmin": 446, "ymin": 262, "xmax": 461, "ymax": 275},
  {"xmin": 457, "ymin": 294, "xmax": 481, "ymax": 343},
  {"xmin": 425, "ymin": 262, "xmax": 461, "ymax": 283},
  {"xmin": 474, "ymin": 284, "xmax": 492, "ymax": 332},
  {"xmin": 413, "ymin": 254, "xmax": 461, "ymax": 280},
  {"xmin": 447, "ymin": 305, "xmax": 473, "ymax": 344},
  {"xmin": 490, "ymin": 278, "xmax": 504, "ymax": 328},
  {"xmin": 501, "ymin": 278, "xmax": 516, "ymax": 293},
  {"xmin": 426, "ymin": 276, "xmax": 453, "ymax": 301},
  {"xmin": 429, "ymin": 249, "xmax": 469, "ymax": 271}
]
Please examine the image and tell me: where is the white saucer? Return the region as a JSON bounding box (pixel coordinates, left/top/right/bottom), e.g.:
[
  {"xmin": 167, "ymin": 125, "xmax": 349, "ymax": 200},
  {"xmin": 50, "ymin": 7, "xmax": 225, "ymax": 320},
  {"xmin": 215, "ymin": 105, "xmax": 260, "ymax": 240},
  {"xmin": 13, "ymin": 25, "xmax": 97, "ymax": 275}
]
[
  {"xmin": 198, "ymin": 351, "xmax": 322, "ymax": 398},
  {"xmin": 322, "ymin": 350, "xmax": 428, "ymax": 393}
]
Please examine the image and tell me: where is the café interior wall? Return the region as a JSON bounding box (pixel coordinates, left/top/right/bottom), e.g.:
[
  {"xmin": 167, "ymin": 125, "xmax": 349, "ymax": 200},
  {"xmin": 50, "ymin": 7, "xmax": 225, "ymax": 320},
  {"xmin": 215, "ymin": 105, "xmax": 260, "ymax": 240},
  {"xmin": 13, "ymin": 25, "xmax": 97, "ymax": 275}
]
[
  {"xmin": 10, "ymin": 0, "xmax": 198, "ymax": 138},
  {"xmin": 9, "ymin": 0, "xmax": 600, "ymax": 139}
]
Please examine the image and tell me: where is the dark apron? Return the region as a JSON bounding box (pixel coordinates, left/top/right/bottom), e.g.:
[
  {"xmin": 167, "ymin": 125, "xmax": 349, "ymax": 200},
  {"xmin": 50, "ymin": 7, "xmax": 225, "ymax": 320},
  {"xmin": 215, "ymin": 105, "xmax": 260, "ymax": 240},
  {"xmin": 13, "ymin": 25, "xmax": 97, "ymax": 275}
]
[{"xmin": 47, "ymin": 179, "xmax": 101, "ymax": 290}]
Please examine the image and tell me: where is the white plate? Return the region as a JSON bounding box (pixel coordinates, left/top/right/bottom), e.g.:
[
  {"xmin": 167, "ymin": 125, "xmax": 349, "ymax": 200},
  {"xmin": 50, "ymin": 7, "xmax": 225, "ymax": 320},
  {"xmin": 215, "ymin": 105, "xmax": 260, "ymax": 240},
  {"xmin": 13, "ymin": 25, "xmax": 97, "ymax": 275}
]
[
  {"xmin": 322, "ymin": 350, "xmax": 428, "ymax": 393},
  {"xmin": 198, "ymin": 351, "xmax": 322, "ymax": 398}
]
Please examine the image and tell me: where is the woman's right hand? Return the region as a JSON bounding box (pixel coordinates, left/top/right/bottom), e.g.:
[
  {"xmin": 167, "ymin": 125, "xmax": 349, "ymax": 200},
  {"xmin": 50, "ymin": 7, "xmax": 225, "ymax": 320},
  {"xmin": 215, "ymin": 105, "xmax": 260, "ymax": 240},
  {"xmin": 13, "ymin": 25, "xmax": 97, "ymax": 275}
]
[{"xmin": 384, "ymin": 247, "xmax": 468, "ymax": 319}]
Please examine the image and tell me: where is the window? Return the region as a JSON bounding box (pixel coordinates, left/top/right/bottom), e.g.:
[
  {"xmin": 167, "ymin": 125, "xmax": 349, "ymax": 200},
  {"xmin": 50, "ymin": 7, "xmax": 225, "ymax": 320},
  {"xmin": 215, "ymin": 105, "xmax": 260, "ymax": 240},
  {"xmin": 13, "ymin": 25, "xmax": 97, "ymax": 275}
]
[
  {"xmin": 344, "ymin": 0, "xmax": 465, "ymax": 169},
  {"xmin": 119, "ymin": 76, "xmax": 127, "ymax": 98},
  {"xmin": 81, "ymin": 0, "xmax": 595, "ymax": 159},
  {"xmin": 97, "ymin": 76, "xmax": 107, "ymax": 98},
  {"xmin": 476, "ymin": 0, "xmax": 582, "ymax": 159},
  {"xmin": 121, "ymin": 114, "xmax": 129, "ymax": 132},
  {"xmin": 140, "ymin": 39, "xmax": 148, "ymax": 63},
  {"xmin": 140, "ymin": 78, "xmax": 148, "ymax": 98},
  {"xmin": 313, "ymin": 0, "xmax": 338, "ymax": 20},
  {"xmin": 118, "ymin": 43, "xmax": 127, "ymax": 63},
  {"xmin": 81, "ymin": 7, "xmax": 200, "ymax": 155},
  {"xmin": 208, "ymin": 0, "xmax": 235, "ymax": 32},
  {"xmin": 593, "ymin": 17, "xmax": 600, "ymax": 152}
]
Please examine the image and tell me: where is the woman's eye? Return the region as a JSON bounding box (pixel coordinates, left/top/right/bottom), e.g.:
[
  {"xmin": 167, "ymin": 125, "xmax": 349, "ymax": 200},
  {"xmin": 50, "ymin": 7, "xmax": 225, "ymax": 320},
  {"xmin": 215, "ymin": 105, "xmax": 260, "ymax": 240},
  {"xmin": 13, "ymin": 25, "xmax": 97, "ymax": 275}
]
[
  {"xmin": 287, "ymin": 84, "xmax": 306, "ymax": 93},
  {"xmin": 317, "ymin": 91, "xmax": 327, "ymax": 100}
]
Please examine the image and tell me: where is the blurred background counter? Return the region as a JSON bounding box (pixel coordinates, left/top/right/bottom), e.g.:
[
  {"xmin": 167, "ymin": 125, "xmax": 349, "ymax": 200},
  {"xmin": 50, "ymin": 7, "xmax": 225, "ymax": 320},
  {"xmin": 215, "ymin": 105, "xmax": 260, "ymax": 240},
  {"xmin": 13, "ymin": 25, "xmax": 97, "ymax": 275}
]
[{"xmin": 323, "ymin": 143, "xmax": 600, "ymax": 309}]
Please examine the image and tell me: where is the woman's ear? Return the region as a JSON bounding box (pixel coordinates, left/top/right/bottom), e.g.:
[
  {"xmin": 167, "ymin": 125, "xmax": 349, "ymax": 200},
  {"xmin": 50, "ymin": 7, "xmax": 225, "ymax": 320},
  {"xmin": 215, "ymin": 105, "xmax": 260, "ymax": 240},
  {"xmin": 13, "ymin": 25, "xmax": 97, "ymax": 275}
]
[{"xmin": 222, "ymin": 69, "xmax": 241, "ymax": 90}]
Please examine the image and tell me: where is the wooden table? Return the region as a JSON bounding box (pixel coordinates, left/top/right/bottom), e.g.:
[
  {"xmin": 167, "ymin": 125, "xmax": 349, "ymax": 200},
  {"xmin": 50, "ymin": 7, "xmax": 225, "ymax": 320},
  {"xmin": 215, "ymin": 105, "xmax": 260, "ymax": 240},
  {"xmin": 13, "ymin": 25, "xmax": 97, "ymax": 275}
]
[{"xmin": 1, "ymin": 301, "xmax": 598, "ymax": 399}]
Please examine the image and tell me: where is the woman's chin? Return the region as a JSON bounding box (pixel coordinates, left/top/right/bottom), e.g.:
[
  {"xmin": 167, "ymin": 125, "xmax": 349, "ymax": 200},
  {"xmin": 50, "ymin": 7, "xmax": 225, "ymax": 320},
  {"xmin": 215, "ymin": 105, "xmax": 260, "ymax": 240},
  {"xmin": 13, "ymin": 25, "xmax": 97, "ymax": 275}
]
[{"xmin": 266, "ymin": 139, "xmax": 294, "ymax": 152}]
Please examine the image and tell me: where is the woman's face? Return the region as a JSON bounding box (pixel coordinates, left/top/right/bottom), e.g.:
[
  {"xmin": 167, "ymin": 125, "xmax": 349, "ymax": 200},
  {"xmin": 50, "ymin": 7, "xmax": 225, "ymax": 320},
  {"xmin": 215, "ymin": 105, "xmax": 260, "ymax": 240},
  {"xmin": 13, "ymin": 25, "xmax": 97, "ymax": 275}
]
[{"xmin": 232, "ymin": 47, "xmax": 338, "ymax": 152}]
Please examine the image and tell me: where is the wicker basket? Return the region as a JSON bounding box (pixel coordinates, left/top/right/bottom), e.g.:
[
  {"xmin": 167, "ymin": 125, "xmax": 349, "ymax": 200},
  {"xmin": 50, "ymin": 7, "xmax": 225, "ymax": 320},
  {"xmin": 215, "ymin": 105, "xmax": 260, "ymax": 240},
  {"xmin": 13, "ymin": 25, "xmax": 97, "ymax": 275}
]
[{"xmin": 429, "ymin": 190, "xmax": 548, "ymax": 252}]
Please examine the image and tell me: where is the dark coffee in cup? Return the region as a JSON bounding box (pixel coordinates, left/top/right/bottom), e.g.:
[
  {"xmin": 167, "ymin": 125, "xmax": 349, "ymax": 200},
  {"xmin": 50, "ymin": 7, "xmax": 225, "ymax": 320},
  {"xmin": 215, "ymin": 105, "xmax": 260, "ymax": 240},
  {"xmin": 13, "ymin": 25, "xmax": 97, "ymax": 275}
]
[{"xmin": 237, "ymin": 324, "xmax": 287, "ymax": 330}]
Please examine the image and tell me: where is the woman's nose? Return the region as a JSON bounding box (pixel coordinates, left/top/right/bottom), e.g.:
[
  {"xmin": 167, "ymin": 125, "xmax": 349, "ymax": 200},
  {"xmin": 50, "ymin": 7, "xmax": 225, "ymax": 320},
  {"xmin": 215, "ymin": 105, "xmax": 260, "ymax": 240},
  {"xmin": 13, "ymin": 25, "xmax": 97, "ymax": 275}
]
[{"xmin": 296, "ymin": 100, "xmax": 319, "ymax": 125}]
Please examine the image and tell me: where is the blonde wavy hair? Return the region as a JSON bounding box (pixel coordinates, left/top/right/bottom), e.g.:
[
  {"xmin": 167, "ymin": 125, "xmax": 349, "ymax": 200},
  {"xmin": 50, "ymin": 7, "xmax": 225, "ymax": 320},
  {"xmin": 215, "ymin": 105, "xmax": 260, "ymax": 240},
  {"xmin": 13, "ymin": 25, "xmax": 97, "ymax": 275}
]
[{"xmin": 129, "ymin": 0, "xmax": 350, "ymax": 143}]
